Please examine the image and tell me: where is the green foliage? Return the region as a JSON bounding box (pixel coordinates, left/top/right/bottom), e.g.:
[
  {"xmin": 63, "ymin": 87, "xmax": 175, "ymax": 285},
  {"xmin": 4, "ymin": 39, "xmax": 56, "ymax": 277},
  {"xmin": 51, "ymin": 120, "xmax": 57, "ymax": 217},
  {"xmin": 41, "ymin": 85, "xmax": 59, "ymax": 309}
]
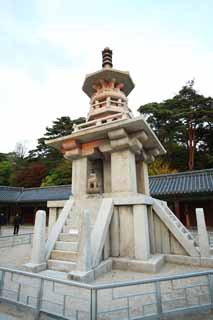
[
  {"xmin": 138, "ymin": 80, "xmax": 213, "ymax": 171},
  {"xmin": 0, "ymin": 153, "xmax": 8, "ymax": 162},
  {"xmin": 28, "ymin": 116, "xmax": 86, "ymax": 172},
  {"xmin": 41, "ymin": 160, "xmax": 72, "ymax": 186},
  {"xmin": 148, "ymin": 159, "xmax": 177, "ymax": 176},
  {"xmin": 0, "ymin": 161, "xmax": 13, "ymax": 185}
]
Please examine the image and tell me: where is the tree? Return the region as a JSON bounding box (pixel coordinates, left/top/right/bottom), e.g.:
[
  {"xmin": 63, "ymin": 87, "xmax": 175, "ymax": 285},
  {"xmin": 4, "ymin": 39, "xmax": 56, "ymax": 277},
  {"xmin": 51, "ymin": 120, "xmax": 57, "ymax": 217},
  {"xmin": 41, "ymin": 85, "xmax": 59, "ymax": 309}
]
[
  {"xmin": 138, "ymin": 81, "xmax": 213, "ymax": 171},
  {"xmin": 0, "ymin": 161, "xmax": 13, "ymax": 185},
  {"xmin": 13, "ymin": 163, "xmax": 48, "ymax": 187},
  {"xmin": 148, "ymin": 159, "xmax": 177, "ymax": 176},
  {"xmin": 41, "ymin": 160, "xmax": 72, "ymax": 186},
  {"xmin": 14, "ymin": 141, "xmax": 28, "ymax": 159},
  {"xmin": 28, "ymin": 116, "xmax": 85, "ymax": 169},
  {"xmin": 0, "ymin": 117, "xmax": 86, "ymax": 187},
  {"xmin": 24, "ymin": 116, "xmax": 86, "ymax": 186}
]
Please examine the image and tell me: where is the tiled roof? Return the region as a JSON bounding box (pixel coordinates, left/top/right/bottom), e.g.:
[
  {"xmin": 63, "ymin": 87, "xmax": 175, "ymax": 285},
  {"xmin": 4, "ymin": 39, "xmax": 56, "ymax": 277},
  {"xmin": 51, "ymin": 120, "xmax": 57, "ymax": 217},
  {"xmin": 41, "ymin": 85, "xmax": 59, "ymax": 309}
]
[
  {"xmin": 0, "ymin": 185, "xmax": 71, "ymax": 203},
  {"xmin": 17, "ymin": 185, "xmax": 71, "ymax": 202},
  {"xmin": 0, "ymin": 169, "xmax": 212, "ymax": 203},
  {"xmin": 0, "ymin": 186, "xmax": 23, "ymax": 202},
  {"xmin": 149, "ymin": 169, "xmax": 213, "ymax": 196}
]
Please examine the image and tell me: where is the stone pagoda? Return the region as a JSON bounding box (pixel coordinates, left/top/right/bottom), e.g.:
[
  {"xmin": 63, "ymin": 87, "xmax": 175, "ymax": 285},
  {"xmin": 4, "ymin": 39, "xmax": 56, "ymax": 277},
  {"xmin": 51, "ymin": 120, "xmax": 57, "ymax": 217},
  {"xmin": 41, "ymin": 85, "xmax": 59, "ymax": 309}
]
[
  {"xmin": 27, "ymin": 48, "xmax": 205, "ymax": 280},
  {"xmin": 48, "ymin": 48, "xmax": 166, "ymax": 198}
]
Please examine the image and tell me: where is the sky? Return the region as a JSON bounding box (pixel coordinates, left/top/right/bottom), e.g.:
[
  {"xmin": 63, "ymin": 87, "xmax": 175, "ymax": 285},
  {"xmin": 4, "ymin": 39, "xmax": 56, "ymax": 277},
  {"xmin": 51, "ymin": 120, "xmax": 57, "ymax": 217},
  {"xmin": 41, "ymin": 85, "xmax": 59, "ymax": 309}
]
[{"xmin": 0, "ymin": 0, "xmax": 213, "ymax": 153}]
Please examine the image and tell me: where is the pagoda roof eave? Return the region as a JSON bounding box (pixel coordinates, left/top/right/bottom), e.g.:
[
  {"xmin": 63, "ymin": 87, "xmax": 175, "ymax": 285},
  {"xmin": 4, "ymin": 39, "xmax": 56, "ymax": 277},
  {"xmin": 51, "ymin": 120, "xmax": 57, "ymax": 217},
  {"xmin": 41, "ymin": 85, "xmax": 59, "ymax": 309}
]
[
  {"xmin": 46, "ymin": 116, "xmax": 166, "ymax": 156},
  {"xmin": 82, "ymin": 68, "xmax": 135, "ymax": 97}
]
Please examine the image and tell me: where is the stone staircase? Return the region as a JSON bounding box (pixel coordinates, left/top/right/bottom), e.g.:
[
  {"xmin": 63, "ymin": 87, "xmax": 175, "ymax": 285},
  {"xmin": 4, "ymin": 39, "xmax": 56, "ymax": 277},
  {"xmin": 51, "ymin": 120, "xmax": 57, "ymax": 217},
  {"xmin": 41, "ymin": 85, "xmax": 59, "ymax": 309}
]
[
  {"xmin": 48, "ymin": 208, "xmax": 80, "ymax": 273},
  {"xmin": 47, "ymin": 198, "xmax": 103, "ymax": 273},
  {"xmin": 153, "ymin": 199, "xmax": 199, "ymax": 257}
]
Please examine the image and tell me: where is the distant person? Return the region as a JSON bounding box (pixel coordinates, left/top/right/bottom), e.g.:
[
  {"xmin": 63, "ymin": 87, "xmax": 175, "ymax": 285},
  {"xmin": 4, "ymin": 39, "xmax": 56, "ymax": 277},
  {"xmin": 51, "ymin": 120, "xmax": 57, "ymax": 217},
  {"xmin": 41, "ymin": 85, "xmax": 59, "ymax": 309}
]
[
  {"xmin": 13, "ymin": 214, "xmax": 21, "ymax": 235},
  {"xmin": 0, "ymin": 213, "xmax": 5, "ymax": 235}
]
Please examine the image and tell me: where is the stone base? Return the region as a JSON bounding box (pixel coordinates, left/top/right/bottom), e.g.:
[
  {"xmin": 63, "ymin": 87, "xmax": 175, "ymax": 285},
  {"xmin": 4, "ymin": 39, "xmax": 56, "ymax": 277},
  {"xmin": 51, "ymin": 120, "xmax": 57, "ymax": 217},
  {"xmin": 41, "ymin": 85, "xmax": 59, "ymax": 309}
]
[
  {"xmin": 165, "ymin": 254, "xmax": 213, "ymax": 267},
  {"xmin": 23, "ymin": 262, "xmax": 47, "ymax": 273},
  {"xmin": 68, "ymin": 259, "xmax": 112, "ymax": 283},
  {"xmin": 112, "ymin": 255, "xmax": 165, "ymax": 273}
]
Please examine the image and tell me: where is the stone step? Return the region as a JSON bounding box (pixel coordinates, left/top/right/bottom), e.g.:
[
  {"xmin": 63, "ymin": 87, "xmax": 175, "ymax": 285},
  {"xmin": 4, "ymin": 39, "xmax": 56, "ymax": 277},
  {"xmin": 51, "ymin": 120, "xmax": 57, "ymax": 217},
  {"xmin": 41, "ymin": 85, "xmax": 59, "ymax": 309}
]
[
  {"xmin": 66, "ymin": 218, "xmax": 73, "ymax": 225},
  {"xmin": 59, "ymin": 233, "xmax": 78, "ymax": 242},
  {"xmin": 66, "ymin": 218, "xmax": 79, "ymax": 225},
  {"xmin": 55, "ymin": 241, "xmax": 78, "ymax": 251},
  {"xmin": 63, "ymin": 225, "xmax": 80, "ymax": 234},
  {"xmin": 48, "ymin": 259, "xmax": 77, "ymax": 272},
  {"xmin": 51, "ymin": 250, "xmax": 78, "ymax": 262}
]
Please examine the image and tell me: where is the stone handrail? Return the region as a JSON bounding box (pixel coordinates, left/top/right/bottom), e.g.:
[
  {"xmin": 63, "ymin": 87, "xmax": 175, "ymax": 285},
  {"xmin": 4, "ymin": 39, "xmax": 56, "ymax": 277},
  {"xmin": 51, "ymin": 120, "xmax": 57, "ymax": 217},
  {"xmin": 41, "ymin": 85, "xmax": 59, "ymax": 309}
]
[
  {"xmin": 45, "ymin": 199, "xmax": 74, "ymax": 259},
  {"xmin": 91, "ymin": 198, "xmax": 114, "ymax": 267},
  {"xmin": 74, "ymin": 112, "xmax": 126, "ymax": 131},
  {"xmin": 152, "ymin": 198, "xmax": 199, "ymax": 257}
]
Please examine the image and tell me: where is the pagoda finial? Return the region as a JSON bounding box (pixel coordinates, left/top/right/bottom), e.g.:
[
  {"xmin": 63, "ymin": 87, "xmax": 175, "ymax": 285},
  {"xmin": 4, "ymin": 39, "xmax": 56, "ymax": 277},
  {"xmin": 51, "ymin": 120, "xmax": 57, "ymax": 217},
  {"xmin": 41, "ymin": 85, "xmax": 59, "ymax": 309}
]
[{"xmin": 102, "ymin": 47, "xmax": 113, "ymax": 69}]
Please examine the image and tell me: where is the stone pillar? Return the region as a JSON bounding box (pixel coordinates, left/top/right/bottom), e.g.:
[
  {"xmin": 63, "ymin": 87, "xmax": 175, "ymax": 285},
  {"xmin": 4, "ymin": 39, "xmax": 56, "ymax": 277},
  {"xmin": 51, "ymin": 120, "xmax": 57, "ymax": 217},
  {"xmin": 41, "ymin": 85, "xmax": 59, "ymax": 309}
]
[
  {"xmin": 48, "ymin": 207, "xmax": 57, "ymax": 236},
  {"xmin": 110, "ymin": 207, "xmax": 120, "ymax": 256},
  {"xmin": 136, "ymin": 161, "xmax": 150, "ymax": 195},
  {"xmin": 133, "ymin": 205, "xmax": 150, "ymax": 260},
  {"xmin": 148, "ymin": 206, "xmax": 156, "ymax": 254},
  {"xmin": 103, "ymin": 159, "xmax": 111, "ymax": 193},
  {"xmin": 119, "ymin": 206, "xmax": 134, "ymax": 257},
  {"xmin": 72, "ymin": 157, "xmax": 88, "ymax": 197},
  {"xmin": 111, "ymin": 150, "xmax": 137, "ymax": 193},
  {"xmin": 24, "ymin": 210, "xmax": 47, "ymax": 272},
  {"xmin": 196, "ymin": 208, "xmax": 210, "ymax": 257},
  {"xmin": 76, "ymin": 209, "xmax": 92, "ymax": 272}
]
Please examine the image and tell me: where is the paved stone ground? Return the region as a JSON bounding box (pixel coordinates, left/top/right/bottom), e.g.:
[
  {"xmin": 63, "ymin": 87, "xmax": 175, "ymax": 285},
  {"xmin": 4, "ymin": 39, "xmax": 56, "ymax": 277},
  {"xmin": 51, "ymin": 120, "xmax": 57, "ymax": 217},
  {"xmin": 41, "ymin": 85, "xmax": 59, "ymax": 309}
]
[
  {"xmin": 0, "ymin": 226, "xmax": 33, "ymax": 236},
  {"xmin": 0, "ymin": 244, "xmax": 31, "ymax": 268}
]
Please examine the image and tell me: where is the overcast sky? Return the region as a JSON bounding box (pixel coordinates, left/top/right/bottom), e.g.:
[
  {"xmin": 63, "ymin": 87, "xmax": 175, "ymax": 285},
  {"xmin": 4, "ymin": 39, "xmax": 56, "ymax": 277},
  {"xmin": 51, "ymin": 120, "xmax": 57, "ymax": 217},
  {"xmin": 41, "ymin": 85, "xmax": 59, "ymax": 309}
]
[{"xmin": 0, "ymin": 0, "xmax": 213, "ymax": 153}]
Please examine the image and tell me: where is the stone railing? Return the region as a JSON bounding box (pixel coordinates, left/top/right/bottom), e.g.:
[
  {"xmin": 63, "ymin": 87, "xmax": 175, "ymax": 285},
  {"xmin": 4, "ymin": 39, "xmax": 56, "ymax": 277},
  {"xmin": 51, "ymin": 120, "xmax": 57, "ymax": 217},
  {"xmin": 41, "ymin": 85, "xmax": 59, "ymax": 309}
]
[
  {"xmin": 74, "ymin": 112, "xmax": 129, "ymax": 132},
  {"xmin": 0, "ymin": 233, "xmax": 33, "ymax": 248},
  {"xmin": 0, "ymin": 267, "xmax": 213, "ymax": 319},
  {"xmin": 91, "ymin": 98, "xmax": 127, "ymax": 110}
]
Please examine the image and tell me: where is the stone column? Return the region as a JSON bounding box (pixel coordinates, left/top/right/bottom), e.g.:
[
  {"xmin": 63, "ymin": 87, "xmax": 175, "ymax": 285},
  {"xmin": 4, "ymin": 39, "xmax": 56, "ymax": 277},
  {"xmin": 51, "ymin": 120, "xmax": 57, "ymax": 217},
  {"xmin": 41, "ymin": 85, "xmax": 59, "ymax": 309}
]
[
  {"xmin": 133, "ymin": 204, "xmax": 150, "ymax": 260},
  {"xmin": 119, "ymin": 206, "xmax": 134, "ymax": 257},
  {"xmin": 48, "ymin": 207, "xmax": 57, "ymax": 236},
  {"xmin": 110, "ymin": 207, "xmax": 120, "ymax": 256},
  {"xmin": 103, "ymin": 159, "xmax": 111, "ymax": 193},
  {"xmin": 136, "ymin": 161, "xmax": 150, "ymax": 195},
  {"xmin": 72, "ymin": 157, "xmax": 88, "ymax": 197},
  {"xmin": 196, "ymin": 208, "xmax": 210, "ymax": 257},
  {"xmin": 111, "ymin": 149, "xmax": 137, "ymax": 193},
  {"xmin": 24, "ymin": 210, "xmax": 47, "ymax": 272},
  {"xmin": 75, "ymin": 209, "xmax": 92, "ymax": 273}
]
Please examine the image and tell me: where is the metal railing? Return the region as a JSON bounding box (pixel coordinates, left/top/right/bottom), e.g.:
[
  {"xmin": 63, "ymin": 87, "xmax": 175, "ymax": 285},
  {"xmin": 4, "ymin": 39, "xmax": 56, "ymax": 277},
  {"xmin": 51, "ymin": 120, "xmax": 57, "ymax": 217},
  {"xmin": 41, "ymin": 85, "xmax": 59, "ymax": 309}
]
[
  {"xmin": 0, "ymin": 267, "xmax": 213, "ymax": 319},
  {"xmin": 0, "ymin": 233, "xmax": 33, "ymax": 248}
]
